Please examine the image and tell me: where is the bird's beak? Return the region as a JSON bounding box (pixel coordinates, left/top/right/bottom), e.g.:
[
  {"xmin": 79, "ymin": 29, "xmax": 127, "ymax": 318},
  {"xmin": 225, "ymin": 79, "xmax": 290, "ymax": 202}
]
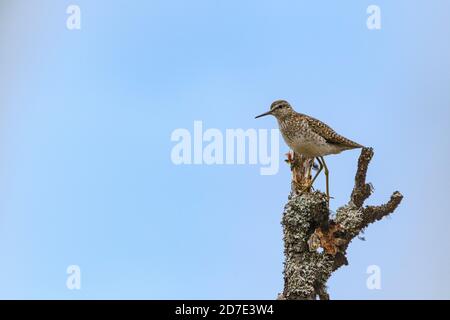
[{"xmin": 255, "ymin": 110, "xmax": 272, "ymax": 119}]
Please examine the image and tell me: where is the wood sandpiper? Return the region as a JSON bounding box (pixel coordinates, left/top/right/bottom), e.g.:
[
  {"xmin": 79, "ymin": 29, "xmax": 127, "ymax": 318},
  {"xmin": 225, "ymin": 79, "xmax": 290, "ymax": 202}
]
[{"xmin": 255, "ymin": 100, "xmax": 363, "ymax": 205}]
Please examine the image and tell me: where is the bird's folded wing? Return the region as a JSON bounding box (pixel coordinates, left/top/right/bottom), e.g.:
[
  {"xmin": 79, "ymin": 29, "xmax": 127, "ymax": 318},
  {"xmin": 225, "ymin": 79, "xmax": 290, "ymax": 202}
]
[{"xmin": 303, "ymin": 114, "xmax": 362, "ymax": 148}]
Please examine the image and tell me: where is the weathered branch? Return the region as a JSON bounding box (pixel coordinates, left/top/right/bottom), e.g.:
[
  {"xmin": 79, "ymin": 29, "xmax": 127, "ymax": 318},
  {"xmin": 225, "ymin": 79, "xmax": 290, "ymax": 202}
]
[
  {"xmin": 350, "ymin": 147, "xmax": 374, "ymax": 207},
  {"xmin": 280, "ymin": 148, "xmax": 403, "ymax": 300},
  {"xmin": 361, "ymin": 191, "xmax": 403, "ymax": 228}
]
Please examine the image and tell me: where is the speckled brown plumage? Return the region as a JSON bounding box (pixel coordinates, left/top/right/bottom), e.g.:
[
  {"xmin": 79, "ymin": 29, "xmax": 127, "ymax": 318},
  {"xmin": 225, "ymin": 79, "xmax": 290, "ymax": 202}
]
[
  {"xmin": 255, "ymin": 99, "xmax": 364, "ymax": 206},
  {"xmin": 302, "ymin": 114, "xmax": 362, "ymax": 149},
  {"xmin": 261, "ymin": 100, "xmax": 363, "ymax": 158}
]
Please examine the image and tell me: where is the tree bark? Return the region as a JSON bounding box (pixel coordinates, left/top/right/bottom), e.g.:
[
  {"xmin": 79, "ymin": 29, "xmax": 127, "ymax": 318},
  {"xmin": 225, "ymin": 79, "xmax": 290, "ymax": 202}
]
[{"xmin": 278, "ymin": 148, "xmax": 403, "ymax": 300}]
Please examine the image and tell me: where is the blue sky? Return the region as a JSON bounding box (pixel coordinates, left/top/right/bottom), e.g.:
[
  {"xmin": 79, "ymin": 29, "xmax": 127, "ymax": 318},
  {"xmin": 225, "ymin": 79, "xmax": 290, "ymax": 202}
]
[{"xmin": 0, "ymin": 0, "xmax": 449, "ymax": 299}]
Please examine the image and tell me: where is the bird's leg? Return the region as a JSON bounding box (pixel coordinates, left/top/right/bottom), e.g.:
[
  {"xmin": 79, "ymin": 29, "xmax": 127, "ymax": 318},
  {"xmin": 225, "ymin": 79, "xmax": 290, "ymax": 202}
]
[
  {"xmin": 310, "ymin": 157, "xmax": 324, "ymax": 187},
  {"xmin": 320, "ymin": 156, "xmax": 330, "ymax": 207}
]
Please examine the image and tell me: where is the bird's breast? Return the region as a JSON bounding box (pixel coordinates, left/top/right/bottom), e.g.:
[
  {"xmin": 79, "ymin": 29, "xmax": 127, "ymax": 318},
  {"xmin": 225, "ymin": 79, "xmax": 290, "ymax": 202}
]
[{"xmin": 279, "ymin": 124, "xmax": 341, "ymax": 157}]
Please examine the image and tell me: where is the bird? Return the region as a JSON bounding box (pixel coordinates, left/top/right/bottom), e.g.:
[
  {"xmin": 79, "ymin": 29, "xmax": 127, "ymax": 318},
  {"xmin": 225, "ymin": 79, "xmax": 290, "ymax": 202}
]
[{"xmin": 255, "ymin": 100, "xmax": 363, "ymax": 205}]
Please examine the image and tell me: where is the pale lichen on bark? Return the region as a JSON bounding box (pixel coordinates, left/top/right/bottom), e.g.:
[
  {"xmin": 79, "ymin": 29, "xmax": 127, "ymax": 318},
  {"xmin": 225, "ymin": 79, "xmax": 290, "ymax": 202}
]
[{"xmin": 279, "ymin": 147, "xmax": 403, "ymax": 300}]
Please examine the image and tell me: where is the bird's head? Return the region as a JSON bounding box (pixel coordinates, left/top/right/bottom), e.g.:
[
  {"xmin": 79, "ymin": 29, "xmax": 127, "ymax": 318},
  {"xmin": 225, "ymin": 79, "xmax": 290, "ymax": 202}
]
[{"xmin": 255, "ymin": 100, "xmax": 293, "ymax": 120}]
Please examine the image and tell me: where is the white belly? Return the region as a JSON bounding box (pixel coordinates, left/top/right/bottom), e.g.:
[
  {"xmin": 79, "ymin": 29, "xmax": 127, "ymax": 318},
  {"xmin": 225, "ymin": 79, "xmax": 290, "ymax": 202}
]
[
  {"xmin": 278, "ymin": 119, "xmax": 344, "ymax": 158},
  {"xmin": 284, "ymin": 136, "xmax": 342, "ymax": 158}
]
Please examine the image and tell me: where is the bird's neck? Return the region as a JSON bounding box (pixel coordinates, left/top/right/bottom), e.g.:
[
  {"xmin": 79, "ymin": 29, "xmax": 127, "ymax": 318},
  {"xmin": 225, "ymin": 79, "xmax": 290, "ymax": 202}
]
[
  {"xmin": 276, "ymin": 116, "xmax": 292, "ymax": 132},
  {"xmin": 276, "ymin": 110, "xmax": 295, "ymax": 122}
]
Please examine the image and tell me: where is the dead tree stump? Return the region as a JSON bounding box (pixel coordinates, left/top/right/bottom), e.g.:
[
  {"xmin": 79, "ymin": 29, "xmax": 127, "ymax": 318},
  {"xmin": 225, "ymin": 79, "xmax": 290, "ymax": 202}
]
[{"xmin": 278, "ymin": 148, "xmax": 403, "ymax": 300}]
